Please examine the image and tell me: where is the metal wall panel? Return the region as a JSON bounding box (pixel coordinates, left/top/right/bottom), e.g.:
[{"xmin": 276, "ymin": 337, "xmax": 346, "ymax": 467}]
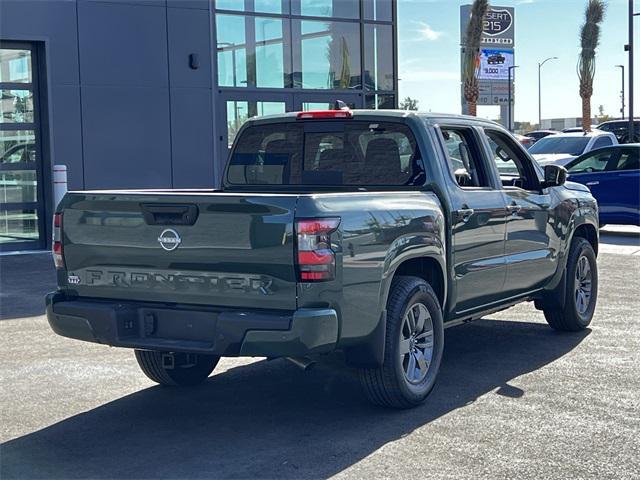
[
  {"xmin": 82, "ymin": 86, "xmax": 172, "ymax": 189},
  {"xmin": 50, "ymin": 85, "xmax": 84, "ymax": 189},
  {"xmin": 170, "ymin": 88, "xmax": 214, "ymax": 188},
  {"xmin": 167, "ymin": 7, "xmax": 212, "ymax": 89},
  {"xmin": 77, "ymin": 1, "xmax": 169, "ymax": 87},
  {"xmin": 0, "ymin": 0, "xmax": 79, "ymax": 85}
]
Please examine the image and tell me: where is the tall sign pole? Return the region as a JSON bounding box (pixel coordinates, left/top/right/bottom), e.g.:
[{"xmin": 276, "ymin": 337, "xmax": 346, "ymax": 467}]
[{"xmin": 460, "ymin": 5, "xmax": 515, "ymax": 126}]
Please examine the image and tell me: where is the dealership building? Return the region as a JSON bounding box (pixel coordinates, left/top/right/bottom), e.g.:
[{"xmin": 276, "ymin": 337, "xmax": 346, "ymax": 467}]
[{"xmin": 0, "ymin": 0, "xmax": 398, "ymax": 251}]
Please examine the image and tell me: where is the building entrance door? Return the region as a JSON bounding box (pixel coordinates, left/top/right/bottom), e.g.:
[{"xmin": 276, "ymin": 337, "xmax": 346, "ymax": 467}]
[{"xmin": 0, "ymin": 42, "xmax": 45, "ymax": 251}]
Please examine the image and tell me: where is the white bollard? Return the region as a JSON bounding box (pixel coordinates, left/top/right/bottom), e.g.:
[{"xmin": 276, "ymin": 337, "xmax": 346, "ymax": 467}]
[{"xmin": 53, "ymin": 165, "xmax": 68, "ymax": 208}]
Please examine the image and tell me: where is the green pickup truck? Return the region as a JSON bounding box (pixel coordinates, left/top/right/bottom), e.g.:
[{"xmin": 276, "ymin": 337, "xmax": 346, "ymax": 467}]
[{"xmin": 46, "ymin": 110, "xmax": 599, "ymax": 408}]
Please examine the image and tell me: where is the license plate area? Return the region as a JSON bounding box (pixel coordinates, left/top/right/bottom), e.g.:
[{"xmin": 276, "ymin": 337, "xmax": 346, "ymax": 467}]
[{"xmin": 117, "ymin": 307, "xmax": 217, "ymax": 343}]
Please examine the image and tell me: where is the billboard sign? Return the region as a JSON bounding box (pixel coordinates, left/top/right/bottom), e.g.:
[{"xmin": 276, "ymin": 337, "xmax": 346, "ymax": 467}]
[
  {"xmin": 478, "ymin": 49, "xmax": 515, "ymax": 81},
  {"xmin": 460, "ymin": 5, "xmax": 515, "ymax": 47}
]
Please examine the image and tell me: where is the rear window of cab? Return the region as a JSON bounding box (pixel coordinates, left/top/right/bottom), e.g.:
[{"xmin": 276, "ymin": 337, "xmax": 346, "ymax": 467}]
[{"xmin": 226, "ymin": 121, "xmax": 425, "ymax": 187}]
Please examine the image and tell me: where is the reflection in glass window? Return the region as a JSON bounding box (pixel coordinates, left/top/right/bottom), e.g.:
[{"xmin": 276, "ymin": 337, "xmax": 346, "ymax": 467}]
[
  {"xmin": 299, "ymin": 0, "xmax": 359, "ymax": 19},
  {"xmin": 255, "ymin": 0, "xmax": 283, "ymax": 14},
  {"xmin": 363, "ymin": 0, "xmax": 393, "ymax": 21},
  {"xmin": 0, "ymin": 170, "xmax": 38, "ymax": 203},
  {"xmin": 364, "ymin": 24, "xmax": 393, "ymax": 91},
  {"xmin": 296, "ymin": 20, "xmax": 361, "ymax": 89},
  {"xmin": 0, "ymin": 90, "xmax": 34, "ymax": 123},
  {"xmin": 365, "ymin": 94, "xmax": 395, "ymax": 109},
  {"xmin": 0, "ymin": 49, "xmax": 32, "ymax": 83},
  {"xmin": 255, "ymin": 17, "xmax": 285, "ymax": 88},
  {"xmin": 226, "ymin": 101, "xmax": 286, "ymax": 148},
  {"xmin": 0, "ymin": 130, "xmax": 36, "ymax": 164},
  {"xmin": 215, "ymin": 0, "xmax": 244, "ymax": 11},
  {"xmin": 302, "ymin": 100, "xmax": 357, "ymax": 110},
  {"xmin": 217, "ymin": 15, "xmax": 248, "ymax": 87},
  {"xmin": 0, "ymin": 209, "xmax": 39, "ymax": 243}
]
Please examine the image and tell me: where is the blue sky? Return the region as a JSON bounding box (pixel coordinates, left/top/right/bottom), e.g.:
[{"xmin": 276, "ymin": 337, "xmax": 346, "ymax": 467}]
[{"xmin": 397, "ymin": 0, "xmax": 640, "ymax": 124}]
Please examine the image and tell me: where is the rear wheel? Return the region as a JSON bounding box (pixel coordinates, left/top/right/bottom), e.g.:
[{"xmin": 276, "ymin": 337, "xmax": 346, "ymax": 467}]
[
  {"xmin": 359, "ymin": 276, "xmax": 444, "ymax": 409},
  {"xmin": 543, "ymin": 237, "xmax": 598, "ymax": 332},
  {"xmin": 134, "ymin": 350, "xmax": 219, "ymax": 386}
]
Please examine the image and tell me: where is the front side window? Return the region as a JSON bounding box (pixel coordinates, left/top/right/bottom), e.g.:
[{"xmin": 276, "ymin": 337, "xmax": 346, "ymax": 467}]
[
  {"xmin": 227, "ymin": 121, "xmax": 424, "ymax": 187},
  {"xmin": 614, "ymin": 148, "xmax": 640, "ymax": 171},
  {"xmin": 484, "ymin": 129, "xmax": 539, "ymax": 190},
  {"xmin": 439, "ymin": 127, "xmax": 489, "ymax": 188},
  {"xmin": 566, "ymin": 150, "xmax": 614, "ymax": 174}
]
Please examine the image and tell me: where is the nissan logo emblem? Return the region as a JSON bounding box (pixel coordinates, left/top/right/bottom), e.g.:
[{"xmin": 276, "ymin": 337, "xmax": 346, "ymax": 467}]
[{"xmin": 158, "ymin": 228, "xmax": 182, "ymax": 251}]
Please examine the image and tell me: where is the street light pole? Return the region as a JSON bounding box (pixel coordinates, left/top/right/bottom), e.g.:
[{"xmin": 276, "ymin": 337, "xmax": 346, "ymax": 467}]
[
  {"xmin": 628, "ymin": 0, "xmax": 636, "ymax": 141},
  {"xmin": 508, "ymin": 65, "xmax": 519, "ymax": 132},
  {"xmin": 538, "ymin": 57, "xmax": 558, "ymax": 128},
  {"xmin": 616, "ymin": 65, "xmax": 625, "ymax": 119}
]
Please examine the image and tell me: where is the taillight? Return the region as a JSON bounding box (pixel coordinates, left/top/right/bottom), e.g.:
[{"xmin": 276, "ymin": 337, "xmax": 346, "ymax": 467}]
[
  {"xmin": 296, "ymin": 110, "xmax": 353, "ymax": 120},
  {"xmin": 52, "ymin": 212, "xmax": 64, "ymax": 269},
  {"xmin": 296, "ymin": 218, "xmax": 340, "ymax": 282}
]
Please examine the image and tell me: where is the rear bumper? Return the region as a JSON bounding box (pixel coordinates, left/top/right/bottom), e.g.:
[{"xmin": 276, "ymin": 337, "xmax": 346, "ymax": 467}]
[{"xmin": 45, "ymin": 292, "xmax": 338, "ymax": 357}]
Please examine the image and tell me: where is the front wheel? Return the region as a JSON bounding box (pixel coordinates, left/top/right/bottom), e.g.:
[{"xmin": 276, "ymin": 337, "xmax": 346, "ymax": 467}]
[
  {"xmin": 359, "ymin": 276, "xmax": 444, "ymax": 409},
  {"xmin": 543, "ymin": 237, "xmax": 598, "ymax": 332},
  {"xmin": 134, "ymin": 350, "xmax": 219, "ymax": 386}
]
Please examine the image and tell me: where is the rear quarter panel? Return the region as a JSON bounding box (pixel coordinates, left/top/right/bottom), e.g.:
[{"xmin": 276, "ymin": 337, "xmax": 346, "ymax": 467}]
[{"xmin": 295, "ymin": 192, "xmax": 445, "ymax": 347}]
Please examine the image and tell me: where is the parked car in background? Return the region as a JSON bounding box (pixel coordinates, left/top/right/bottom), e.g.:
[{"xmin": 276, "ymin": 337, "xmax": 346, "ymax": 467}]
[
  {"xmin": 596, "ymin": 119, "xmax": 640, "ymax": 144},
  {"xmin": 525, "ymin": 130, "xmax": 557, "ymax": 143},
  {"xmin": 565, "ymin": 144, "xmax": 640, "ymax": 226},
  {"xmin": 562, "ymin": 126, "xmax": 599, "ymax": 133},
  {"xmin": 529, "ymin": 131, "xmax": 618, "ymax": 167},
  {"xmin": 514, "ymin": 133, "xmax": 535, "ymax": 149}
]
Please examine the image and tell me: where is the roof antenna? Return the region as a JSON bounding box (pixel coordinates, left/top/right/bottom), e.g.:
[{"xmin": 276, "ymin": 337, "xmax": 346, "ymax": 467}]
[{"xmin": 334, "ymin": 100, "xmax": 350, "ymax": 111}]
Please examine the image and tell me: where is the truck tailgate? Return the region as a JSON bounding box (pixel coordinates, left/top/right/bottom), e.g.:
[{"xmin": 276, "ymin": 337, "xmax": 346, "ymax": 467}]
[{"xmin": 59, "ymin": 192, "xmax": 298, "ymax": 310}]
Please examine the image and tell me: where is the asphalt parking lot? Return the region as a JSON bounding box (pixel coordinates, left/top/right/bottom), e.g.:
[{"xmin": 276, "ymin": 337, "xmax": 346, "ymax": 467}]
[{"xmin": 1, "ymin": 228, "xmax": 639, "ymax": 479}]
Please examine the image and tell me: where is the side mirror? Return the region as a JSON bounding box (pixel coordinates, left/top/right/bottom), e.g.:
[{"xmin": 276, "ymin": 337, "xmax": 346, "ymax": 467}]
[{"xmin": 542, "ymin": 164, "xmax": 568, "ymax": 188}]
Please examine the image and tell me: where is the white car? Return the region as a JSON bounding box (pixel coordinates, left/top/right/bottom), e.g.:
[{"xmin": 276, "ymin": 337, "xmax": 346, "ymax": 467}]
[{"xmin": 529, "ymin": 130, "xmax": 619, "ymax": 167}]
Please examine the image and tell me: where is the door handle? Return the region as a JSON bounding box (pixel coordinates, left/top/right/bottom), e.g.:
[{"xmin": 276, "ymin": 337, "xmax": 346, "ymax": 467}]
[
  {"xmin": 585, "ymin": 181, "xmax": 600, "ymax": 186},
  {"xmin": 507, "ymin": 202, "xmax": 522, "ymax": 216},
  {"xmin": 456, "ymin": 208, "xmax": 475, "ymax": 223}
]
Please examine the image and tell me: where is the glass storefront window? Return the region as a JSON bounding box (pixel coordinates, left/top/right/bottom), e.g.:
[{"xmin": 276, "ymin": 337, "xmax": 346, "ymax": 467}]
[
  {"xmin": 0, "ymin": 170, "xmax": 37, "ymax": 203},
  {"xmin": 364, "ymin": 24, "xmax": 393, "ymax": 91},
  {"xmin": 0, "ymin": 130, "xmax": 36, "ymax": 164},
  {"xmin": 255, "ymin": 17, "xmax": 286, "ymax": 88},
  {"xmin": 365, "ymin": 93, "xmax": 395, "ymax": 109},
  {"xmin": 0, "ymin": 49, "xmax": 32, "ymax": 83},
  {"xmin": 226, "ymin": 100, "xmax": 286, "ymax": 147},
  {"xmin": 295, "ymin": 20, "xmax": 361, "ymax": 89},
  {"xmin": 0, "ymin": 209, "xmax": 38, "ymax": 244},
  {"xmin": 297, "ymin": 0, "xmax": 359, "ymax": 19},
  {"xmin": 217, "ymin": 15, "xmax": 248, "ymax": 87},
  {"xmin": 216, "ymin": 0, "xmax": 285, "ymax": 14},
  {"xmin": 363, "ymin": 0, "xmax": 393, "ymax": 22},
  {"xmin": 217, "ymin": 15, "xmax": 289, "ymax": 88},
  {"xmin": 215, "ymin": 0, "xmax": 244, "ymax": 11},
  {"xmin": 255, "ymin": 0, "xmax": 284, "ymax": 14},
  {"xmin": 0, "ymin": 89, "xmax": 34, "ymax": 123}
]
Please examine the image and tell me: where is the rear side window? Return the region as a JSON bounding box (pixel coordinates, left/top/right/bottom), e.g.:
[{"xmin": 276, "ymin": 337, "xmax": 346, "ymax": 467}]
[{"xmin": 226, "ymin": 121, "xmax": 424, "ymax": 187}]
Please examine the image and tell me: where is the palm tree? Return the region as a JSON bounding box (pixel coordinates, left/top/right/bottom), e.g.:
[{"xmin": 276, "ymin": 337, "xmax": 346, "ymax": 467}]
[
  {"xmin": 462, "ymin": 0, "xmax": 490, "ymax": 117},
  {"xmin": 578, "ymin": 0, "xmax": 606, "ymax": 132}
]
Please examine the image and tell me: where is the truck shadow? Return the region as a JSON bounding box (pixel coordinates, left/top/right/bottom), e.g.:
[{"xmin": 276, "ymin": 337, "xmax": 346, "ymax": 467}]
[
  {"xmin": 1, "ymin": 319, "xmax": 589, "ymax": 479},
  {"xmin": 0, "ymin": 253, "xmax": 54, "ymax": 321}
]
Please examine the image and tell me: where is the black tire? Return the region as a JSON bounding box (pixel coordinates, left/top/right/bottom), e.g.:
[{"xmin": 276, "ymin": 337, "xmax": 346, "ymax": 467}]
[
  {"xmin": 358, "ymin": 276, "xmax": 444, "ymax": 409},
  {"xmin": 134, "ymin": 350, "xmax": 219, "ymax": 386},
  {"xmin": 543, "ymin": 237, "xmax": 598, "ymax": 332}
]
